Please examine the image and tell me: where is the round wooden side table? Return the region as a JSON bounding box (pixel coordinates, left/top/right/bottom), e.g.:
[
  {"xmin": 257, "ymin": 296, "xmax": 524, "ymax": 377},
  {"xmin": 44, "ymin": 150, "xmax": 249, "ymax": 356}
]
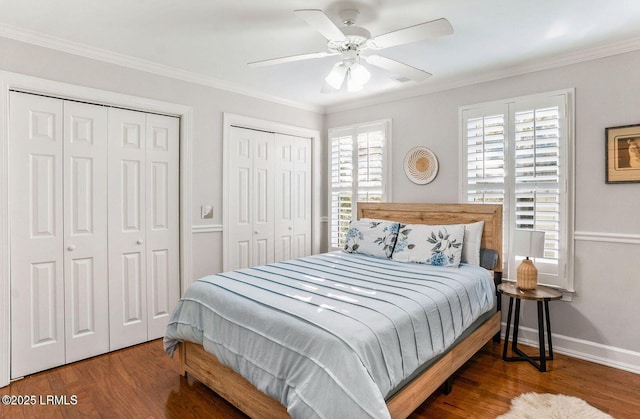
[{"xmin": 497, "ymin": 282, "xmax": 562, "ymax": 372}]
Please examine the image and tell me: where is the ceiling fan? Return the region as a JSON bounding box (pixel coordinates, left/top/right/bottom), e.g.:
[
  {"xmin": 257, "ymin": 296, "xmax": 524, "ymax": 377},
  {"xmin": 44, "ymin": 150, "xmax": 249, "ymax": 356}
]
[{"xmin": 248, "ymin": 9, "xmax": 453, "ymax": 92}]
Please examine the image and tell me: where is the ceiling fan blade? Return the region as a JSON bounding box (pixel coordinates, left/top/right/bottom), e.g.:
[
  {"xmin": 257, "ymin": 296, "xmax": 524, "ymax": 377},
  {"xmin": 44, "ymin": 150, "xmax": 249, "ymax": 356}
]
[
  {"xmin": 364, "ymin": 55, "xmax": 432, "ymax": 82},
  {"xmin": 294, "ymin": 9, "xmax": 347, "ymax": 42},
  {"xmin": 248, "ymin": 51, "xmax": 337, "ymax": 67},
  {"xmin": 371, "ymin": 18, "xmax": 453, "ymax": 49}
]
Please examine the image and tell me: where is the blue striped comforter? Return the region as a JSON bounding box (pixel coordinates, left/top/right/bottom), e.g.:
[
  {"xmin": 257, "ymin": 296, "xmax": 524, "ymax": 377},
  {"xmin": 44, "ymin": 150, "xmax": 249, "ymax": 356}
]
[{"xmin": 164, "ymin": 251, "xmax": 495, "ymax": 419}]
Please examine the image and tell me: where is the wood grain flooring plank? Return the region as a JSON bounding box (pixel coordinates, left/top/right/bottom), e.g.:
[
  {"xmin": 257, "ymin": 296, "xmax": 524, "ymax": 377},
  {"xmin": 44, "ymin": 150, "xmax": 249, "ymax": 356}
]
[{"xmin": 1, "ymin": 339, "xmax": 638, "ymax": 418}]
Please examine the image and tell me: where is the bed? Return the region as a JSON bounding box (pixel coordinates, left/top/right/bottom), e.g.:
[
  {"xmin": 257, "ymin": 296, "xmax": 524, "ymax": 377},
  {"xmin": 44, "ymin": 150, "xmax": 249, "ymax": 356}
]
[{"xmin": 164, "ymin": 203, "xmax": 502, "ymax": 419}]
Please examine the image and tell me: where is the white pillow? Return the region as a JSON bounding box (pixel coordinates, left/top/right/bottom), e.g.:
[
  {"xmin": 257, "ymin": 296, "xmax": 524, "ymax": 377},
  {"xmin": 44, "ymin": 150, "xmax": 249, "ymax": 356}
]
[
  {"xmin": 461, "ymin": 221, "xmax": 484, "ymax": 266},
  {"xmin": 392, "ymin": 224, "xmax": 466, "ymax": 267},
  {"xmin": 343, "ymin": 219, "xmax": 400, "ymax": 258}
]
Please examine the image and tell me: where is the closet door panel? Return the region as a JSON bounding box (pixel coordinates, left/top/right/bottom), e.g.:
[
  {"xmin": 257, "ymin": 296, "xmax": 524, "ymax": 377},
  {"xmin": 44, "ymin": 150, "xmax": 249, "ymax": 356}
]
[
  {"xmin": 227, "ymin": 127, "xmax": 255, "ymax": 270},
  {"xmin": 108, "ymin": 108, "xmax": 148, "ymax": 350},
  {"xmin": 10, "ymin": 92, "xmax": 65, "ymax": 378},
  {"xmin": 293, "ymin": 139, "xmax": 312, "ymax": 258},
  {"xmin": 252, "ymin": 131, "xmax": 275, "ymax": 266},
  {"xmin": 275, "ymin": 134, "xmax": 311, "ymax": 261},
  {"xmin": 63, "ymin": 101, "xmax": 109, "ymax": 363},
  {"xmin": 145, "ymin": 114, "xmax": 180, "ymax": 339},
  {"xmin": 274, "ymin": 134, "xmax": 294, "ymax": 262}
]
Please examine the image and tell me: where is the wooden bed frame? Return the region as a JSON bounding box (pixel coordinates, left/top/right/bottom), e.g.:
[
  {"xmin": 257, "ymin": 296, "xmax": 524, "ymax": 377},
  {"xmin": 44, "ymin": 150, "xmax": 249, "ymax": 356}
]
[{"xmin": 177, "ymin": 203, "xmax": 503, "ymax": 419}]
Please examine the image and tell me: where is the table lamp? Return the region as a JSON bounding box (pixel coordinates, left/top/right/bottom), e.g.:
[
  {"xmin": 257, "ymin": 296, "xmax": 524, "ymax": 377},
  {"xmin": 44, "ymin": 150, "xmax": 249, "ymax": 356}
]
[{"xmin": 513, "ymin": 230, "xmax": 545, "ymax": 289}]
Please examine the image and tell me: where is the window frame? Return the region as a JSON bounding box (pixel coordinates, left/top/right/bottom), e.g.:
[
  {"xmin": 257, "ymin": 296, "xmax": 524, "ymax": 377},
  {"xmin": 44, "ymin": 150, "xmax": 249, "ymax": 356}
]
[
  {"xmin": 328, "ymin": 119, "xmax": 392, "ymax": 251},
  {"xmin": 458, "ymin": 89, "xmax": 575, "ymax": 292}
]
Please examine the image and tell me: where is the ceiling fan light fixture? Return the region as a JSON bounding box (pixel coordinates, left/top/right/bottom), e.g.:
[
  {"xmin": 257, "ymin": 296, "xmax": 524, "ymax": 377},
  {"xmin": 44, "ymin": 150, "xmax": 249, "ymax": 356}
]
[
  {"xmin": 349, "ymin": 62, "xmax": 370, "ymax": 85},
  {"xmin": 325, "ymin": 62, "xmax": 348, "ymax": 89},
  {"xmin": 252, "ymin": 9, "xmax": 452, "ymax": 93},
  {"xmin": 346, "ymin": 72, "xmax": 364, "ymax": 92}
]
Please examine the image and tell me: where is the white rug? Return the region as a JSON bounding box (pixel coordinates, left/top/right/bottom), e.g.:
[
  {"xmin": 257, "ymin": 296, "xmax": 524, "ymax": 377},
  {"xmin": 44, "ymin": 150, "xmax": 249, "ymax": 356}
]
[{"xmin": 497, "ymin": 392, "xmax": 613, "ymax": 419}]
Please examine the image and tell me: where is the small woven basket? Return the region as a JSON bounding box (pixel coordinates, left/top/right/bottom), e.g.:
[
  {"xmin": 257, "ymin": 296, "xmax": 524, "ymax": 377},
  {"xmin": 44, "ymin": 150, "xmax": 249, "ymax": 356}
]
[{"xmin": 516, "ymin": 259, "xmax": 538, "ymax": 290}]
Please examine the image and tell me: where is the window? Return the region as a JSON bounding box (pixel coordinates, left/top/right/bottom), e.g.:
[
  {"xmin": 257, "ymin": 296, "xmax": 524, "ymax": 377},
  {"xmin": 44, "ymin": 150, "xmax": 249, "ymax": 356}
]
[
  {"xmin": 460, "ymin": 90, "xmax": 574, "ymax": 290},
  {"xmin": 329, "ymin": 119, "xmax": 392, "ymax": 250}
]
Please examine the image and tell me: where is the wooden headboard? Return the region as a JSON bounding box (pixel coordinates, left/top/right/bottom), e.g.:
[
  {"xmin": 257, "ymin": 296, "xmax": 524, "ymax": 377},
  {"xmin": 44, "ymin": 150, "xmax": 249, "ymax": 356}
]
[{"xmin": 357, "ymin": 203, "xmax": 503, "ymax": 273}]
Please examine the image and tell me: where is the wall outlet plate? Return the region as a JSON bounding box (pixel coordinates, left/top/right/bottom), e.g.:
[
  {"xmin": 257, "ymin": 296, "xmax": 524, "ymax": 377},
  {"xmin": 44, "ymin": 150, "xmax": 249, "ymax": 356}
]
[{"xmin": 201, "ymin": 205, "xmax": 213, "ymax": 219}]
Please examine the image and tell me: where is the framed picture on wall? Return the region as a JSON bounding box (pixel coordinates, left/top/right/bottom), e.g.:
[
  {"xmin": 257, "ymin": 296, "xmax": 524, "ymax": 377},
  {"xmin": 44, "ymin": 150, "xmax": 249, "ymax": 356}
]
[{"xmin": 606, "ymin": 124, "xmax": 640, "ymax": 183}]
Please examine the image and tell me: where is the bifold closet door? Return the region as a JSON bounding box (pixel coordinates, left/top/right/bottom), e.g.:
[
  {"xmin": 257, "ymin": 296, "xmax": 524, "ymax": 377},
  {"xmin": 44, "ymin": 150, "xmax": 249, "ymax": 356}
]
[
  {"xmin": 62, "ymin": 101, "xmax": 109, "ymax": 363},
  {"xmin": 9, "ymin": 93, "xmax": 109, "ymax": 377},
  {"xmin": 145, "ymin": 114, "xmax": 180, "ymax": 340},
  {"xmin": 108, "ymin": 108, "xmax": 148, "ymax": 351},
  {"xmin": 227, "ymin": 126, "xmax": 275, "ymax": 270},
  {"xmin": 274, "ymin": 134, "xmax": 311, "ymax": 262},
  {"xmin": 10, "ymin": 93, "xmax": 66, "ymax": 378},
  {"xmin": 108, "ymin": 108, "xmax": 179, "ymax": 349},
  {"xmin": 291, "ymin": 136, "xmax": 312, "ymax": 259}
]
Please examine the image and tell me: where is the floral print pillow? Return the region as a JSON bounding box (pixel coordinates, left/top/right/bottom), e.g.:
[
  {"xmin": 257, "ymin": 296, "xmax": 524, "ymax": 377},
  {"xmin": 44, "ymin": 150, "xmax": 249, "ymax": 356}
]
[
  {"xmin": 343, "ymin": 219, "xmax": 400, "ymax": 258},
  {"xmin": 391, "ymin": 223, "xmax": 466, "ymax": 267}
]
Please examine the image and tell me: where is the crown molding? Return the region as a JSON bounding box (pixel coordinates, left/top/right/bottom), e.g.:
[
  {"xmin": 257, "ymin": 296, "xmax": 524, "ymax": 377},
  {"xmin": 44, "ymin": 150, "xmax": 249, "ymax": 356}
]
[
  {"xmin": 0, "ymin": 23, "xmax": 323, "ymax": 113},
  {"xmin": 3, "ymin": 22, "xmax": 640, "ymax": 116},
  {"xmin": 325, "ymin": 35, "xmax": 640, "ymax": 114}
]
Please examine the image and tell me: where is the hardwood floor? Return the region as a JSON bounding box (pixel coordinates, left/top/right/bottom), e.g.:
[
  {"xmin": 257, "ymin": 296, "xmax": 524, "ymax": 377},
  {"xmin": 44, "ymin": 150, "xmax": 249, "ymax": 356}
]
[{"xmin": 1, "ymin": 339, "xmax": 638, "ymax": 418}]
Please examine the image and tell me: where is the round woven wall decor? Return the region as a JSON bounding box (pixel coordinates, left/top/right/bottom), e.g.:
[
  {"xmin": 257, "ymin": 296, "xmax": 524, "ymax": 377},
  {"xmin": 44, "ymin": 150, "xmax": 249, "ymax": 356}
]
[{"xmin": 404, "ymin": 146, "xmax": 439, "ymax": 184}]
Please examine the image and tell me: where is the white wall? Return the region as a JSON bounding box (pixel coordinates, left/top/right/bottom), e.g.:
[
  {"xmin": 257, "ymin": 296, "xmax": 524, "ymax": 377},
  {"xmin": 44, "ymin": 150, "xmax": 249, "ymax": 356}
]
[
  {"xmin": 326, "ymin": 50, "xmax": 640, "ymax": 371},
  {"xmin": 1, "ymin": 33, "xmax": 638, "ymax": 374},
  {"xmin": 0, "ymin": 36, "xmax": 324, "ymax": 278}
]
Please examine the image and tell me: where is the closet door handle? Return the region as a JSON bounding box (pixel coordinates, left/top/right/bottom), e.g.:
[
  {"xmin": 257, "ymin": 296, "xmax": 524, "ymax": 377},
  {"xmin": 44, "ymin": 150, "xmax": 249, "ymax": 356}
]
[
  {"xmin": 137, "ymin": 240, "xmax": 143, "ymax": 245},
  {"xmin": 67, "ymin": 245, "xmax": 76, "ymax": 251},
  {"xmin": 254, "ymin": 231, "xmax": 259, "ymax": 235}
]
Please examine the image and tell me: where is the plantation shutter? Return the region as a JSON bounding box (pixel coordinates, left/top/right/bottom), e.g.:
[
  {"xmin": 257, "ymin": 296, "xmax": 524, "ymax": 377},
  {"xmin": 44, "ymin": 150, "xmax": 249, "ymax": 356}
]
[
  {"xmin": 329, "ymin": 120, "xmax": 391, "ymax": 250},
  {"xmin": 330, "ymin": 128, "xmax": 355, "ymax": 249},
  {"xmin": 461, "ymin": 91, "xmax": 572, "ymax": 290},
  {"xmin": 357, "ymin": 125, "xmax": 385, "ymax": 203},
  {"xmin": 464, "ymin": 109, "xmax": 506, "ymax": 205},
  {"xmin": 513, "ymin": 96, "xmax": 567, "ymax": 285}
]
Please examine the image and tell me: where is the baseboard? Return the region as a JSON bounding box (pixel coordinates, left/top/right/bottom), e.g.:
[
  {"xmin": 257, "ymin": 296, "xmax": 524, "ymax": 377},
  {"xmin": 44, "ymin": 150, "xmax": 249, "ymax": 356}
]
[{"xmin": 501, "ymin": 323, "xmax": 640, "ymax": 374}]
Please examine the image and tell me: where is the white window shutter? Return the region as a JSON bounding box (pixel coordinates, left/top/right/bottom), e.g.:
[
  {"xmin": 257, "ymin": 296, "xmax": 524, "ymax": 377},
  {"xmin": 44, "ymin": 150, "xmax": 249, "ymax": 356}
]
[
  {"xmin": 329, "ymin": 120, "xmax": 391, "ymax": 250},
  {"xmin": 513, "ymin": 97, "xmax": 566, "ymax": 285},
  {"xmin": 464, "ymin": 113, "xmax": 506, "ymax": 205},
  {"xmin": 461, "ymin": 91, "xmax": 573, "ymax": 290},
  {"xmin": 330, "ymin": 130, "xmax": 354, "ymax": 249}
]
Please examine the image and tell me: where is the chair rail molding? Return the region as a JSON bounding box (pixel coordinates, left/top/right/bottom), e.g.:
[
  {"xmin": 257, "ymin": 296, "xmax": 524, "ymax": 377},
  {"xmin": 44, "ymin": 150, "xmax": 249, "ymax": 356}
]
[
  {"xmin": 574, "ymin": 231, "xmax": 640, "ymax": 245},
  {"xmin": 192, "ymin": 224, "xmax": 223, "ymax": 234}
]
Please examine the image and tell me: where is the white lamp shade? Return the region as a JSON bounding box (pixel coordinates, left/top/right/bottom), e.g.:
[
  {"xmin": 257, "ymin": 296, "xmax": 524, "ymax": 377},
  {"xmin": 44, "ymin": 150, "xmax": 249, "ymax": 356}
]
[
  {"xmin": 325, "ymin": 62, "xmax": 348, "ymax": 89},
  {"xmin": 349, "ymin": 62, "xmax": 370, "ymax": 85},
  {"xmin": 513, "ymin": 230, "xmax": 545, "ymax": 258},
  {"xmin": 346, "ymin": 72, "xmax": 364, "ymax": 92}
]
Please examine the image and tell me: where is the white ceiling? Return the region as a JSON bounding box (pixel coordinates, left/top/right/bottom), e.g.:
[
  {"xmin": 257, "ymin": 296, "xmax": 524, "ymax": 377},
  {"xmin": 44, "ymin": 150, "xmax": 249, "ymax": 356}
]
[{"xmin": 2, "ymin": 0, "xmax": 640, "ymax": 110}]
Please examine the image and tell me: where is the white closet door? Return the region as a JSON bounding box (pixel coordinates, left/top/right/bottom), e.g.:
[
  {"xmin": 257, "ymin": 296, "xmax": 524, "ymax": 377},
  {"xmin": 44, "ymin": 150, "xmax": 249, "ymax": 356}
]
[
  {"xmin": 9, "ymin": 92, "xmax": 65, "ymax": 378},
  {"xmin": 251, "ymin": 130, "xmax": 275, "ymax": 266},
  {"xmin": 108, "ymin": 108, "xmax": 147, "ymax": 350},
  {"xmin": 145, "ymin": 114, "xmax": 180, "ymax": 339},
  {"xmin": 63, "ymin": 101, "xmax": 109, "ymax": 363},
  {"xmin": 227, "ymin": 127, "xmax": 275, "ymax": 269},
  {"xmin": 228, "ymin": 127, "xmax": 254, "ymax": 270},
  {"xmin": 274, "ymin": 134, "xmax": 312, "ymax": 261},
  {"xmin": 274, "ymin": 134, "xmax": 295, "ymax": 262},
  {"xmin": 292, "ymin": 137, "xmax": 312, "ymax": 259}
]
